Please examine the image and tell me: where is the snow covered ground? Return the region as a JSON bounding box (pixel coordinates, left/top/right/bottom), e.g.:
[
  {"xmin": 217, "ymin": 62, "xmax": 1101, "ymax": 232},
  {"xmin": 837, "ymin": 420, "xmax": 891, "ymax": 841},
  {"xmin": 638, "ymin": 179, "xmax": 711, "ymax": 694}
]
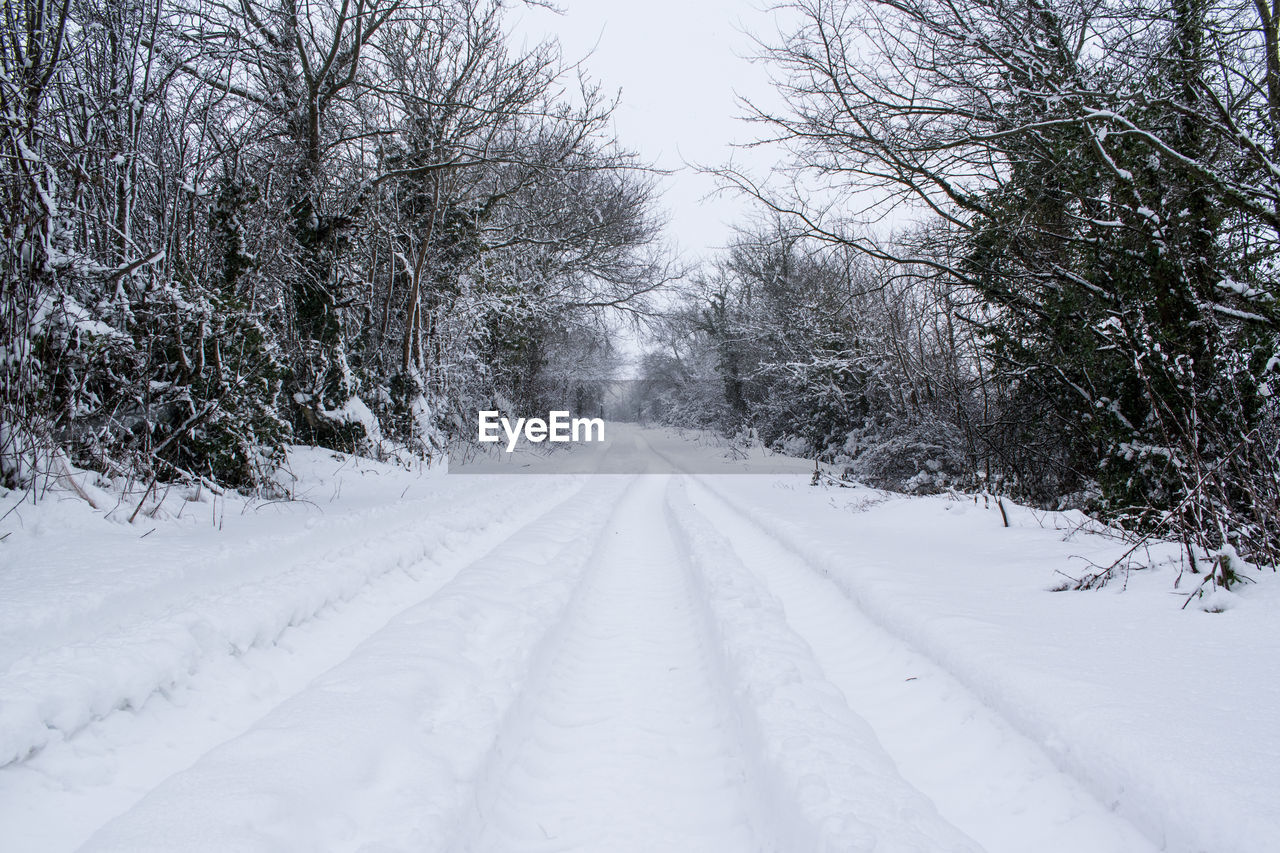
[{"xmin": 1, "ymin": 424, "xmax": 1276, "ymax": 851}]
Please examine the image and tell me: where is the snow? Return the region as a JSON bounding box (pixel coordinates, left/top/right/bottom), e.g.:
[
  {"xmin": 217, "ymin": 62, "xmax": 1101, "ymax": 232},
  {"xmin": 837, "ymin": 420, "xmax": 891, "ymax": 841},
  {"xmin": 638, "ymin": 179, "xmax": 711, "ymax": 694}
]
[
  {"xmin": 0, "ymin": 449, "xmax": 584, "ymax": 849},
  {"xmin": 321, "ymin": 396, "xmax": 381, "ymax": 441},
  {"xmin": 677, "ymin": 476, "xmax": 1158, "ymax": 853},
  {"xmin": 680, "ymin": 464, "xmax": 1280, "ymax": 853},
  {"xmin": 30, "ymin": 289, "xmax": 127, "ymax": 341},
  {"xmin": 669, "ymin": 480, "xmax": 982, "ymax": 852},
  {"xmin": 2, "ymin": 425, "xmax": 1277, "ymax": 852},
  {"xmin": 79, "ymin": 477, "xmax": 629, "ymax": 852},
  {"xmin": 453, "ymin": 475, "xmax": 758, "ymax": 852},
  {"xmin": 1217, "ymin": 276, "xmax": 1273, "ymax": 302}
]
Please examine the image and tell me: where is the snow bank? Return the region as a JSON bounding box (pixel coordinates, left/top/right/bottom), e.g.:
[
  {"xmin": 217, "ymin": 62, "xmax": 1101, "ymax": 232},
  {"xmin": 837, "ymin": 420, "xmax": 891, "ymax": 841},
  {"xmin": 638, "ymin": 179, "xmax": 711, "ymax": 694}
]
[{"xmin": 0, "ymin": 448, "xmax": 579, "ymax": 769}]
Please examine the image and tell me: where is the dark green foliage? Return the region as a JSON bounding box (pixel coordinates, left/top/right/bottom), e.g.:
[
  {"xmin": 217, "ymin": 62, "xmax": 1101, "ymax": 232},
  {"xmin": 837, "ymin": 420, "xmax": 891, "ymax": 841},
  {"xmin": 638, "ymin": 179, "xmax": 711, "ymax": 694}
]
[{"xmin": 146, "ymin": 285, "xmax": 290, "ymax": 487}]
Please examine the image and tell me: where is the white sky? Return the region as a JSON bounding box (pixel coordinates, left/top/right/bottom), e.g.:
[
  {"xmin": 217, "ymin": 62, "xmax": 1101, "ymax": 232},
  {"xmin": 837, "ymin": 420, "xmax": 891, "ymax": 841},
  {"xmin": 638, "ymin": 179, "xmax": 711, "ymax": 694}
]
[{"xmin": 513, "ymin": 0, "xmax": 787, "ymax": 266}]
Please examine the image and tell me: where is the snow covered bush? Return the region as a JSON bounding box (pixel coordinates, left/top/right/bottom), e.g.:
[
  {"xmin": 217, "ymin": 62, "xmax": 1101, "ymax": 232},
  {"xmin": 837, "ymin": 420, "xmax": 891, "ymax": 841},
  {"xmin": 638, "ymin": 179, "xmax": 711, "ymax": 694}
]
[
  {"xmin": 0, "ymin": 0, "xmax": 667, "ymax": 493},
  {"xmin": 843, "ymin": 423, "xmax": 971, "ymax": 495}
]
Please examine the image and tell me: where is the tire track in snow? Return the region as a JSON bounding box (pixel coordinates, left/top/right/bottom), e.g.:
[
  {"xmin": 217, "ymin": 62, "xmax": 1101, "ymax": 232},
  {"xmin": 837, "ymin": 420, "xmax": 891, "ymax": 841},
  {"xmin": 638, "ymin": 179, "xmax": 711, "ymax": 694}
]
[
  {"xmin": 678, "ymin": 474, "xmax": 1160, "ymax": 853},
  {"xmin": 77, "ymin": 475, "xmax": 634, "ymax": 852},
  {"xmin": 448, "ymin": 473, "xmax": 760, "ymax": 853},
  {"xmin": 0, "ymin": 474, "xmax": 586, "ymax": 771},
  {"xmin": 1, "ymin": 474, "xmax": 598, "ymax": 852},
  {"xmin": 666, "ymin": 478, "xmax": 983, "ymax": 853}
]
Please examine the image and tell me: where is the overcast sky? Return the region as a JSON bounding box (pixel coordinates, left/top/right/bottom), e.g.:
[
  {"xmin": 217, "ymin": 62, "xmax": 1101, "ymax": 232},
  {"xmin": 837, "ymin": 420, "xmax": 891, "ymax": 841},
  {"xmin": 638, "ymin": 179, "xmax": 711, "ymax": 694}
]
[{"xmin": 514, "ymin": 1, "xmax": 785, "ymax": 266}]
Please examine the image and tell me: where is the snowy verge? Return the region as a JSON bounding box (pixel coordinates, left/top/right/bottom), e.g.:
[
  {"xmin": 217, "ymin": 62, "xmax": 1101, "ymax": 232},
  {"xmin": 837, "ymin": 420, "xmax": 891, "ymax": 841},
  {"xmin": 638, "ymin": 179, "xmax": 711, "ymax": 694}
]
[
  {"xmin": 665, "ymin": 479, "xmax": 983, "ymax": 853},
  {"xmin": 0, "ymin": 449, "xmax": 583, "ymax": 768}
]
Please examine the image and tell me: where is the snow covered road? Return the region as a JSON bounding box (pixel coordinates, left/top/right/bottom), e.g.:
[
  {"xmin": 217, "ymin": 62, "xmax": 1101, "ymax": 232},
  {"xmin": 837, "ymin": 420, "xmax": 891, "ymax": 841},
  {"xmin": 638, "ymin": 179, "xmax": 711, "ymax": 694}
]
[
  {"xmin": 455, "ymin": 475, "xmax": 758, "ymax": 852},
  {"xmin": 2, "ymin": 424, "xmax": 1276, "ymax": 851}
]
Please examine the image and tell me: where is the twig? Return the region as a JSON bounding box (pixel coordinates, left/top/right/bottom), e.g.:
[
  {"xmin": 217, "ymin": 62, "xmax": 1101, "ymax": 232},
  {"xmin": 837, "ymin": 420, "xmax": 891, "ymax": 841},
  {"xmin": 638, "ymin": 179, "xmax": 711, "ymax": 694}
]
[
  {"xmin": 0, "ymin": 488, "xmax": 32, "ymax": 525},
  {"xmin": 150, "ymin": 402, "xmax": 218, "ymax": 457},
  {"xmin": 128, "ymin": 476, "xmax": 158, "ymax": 524},
  {"xmin": 148, "ymin": 479, "xmax": 176, "ymax": 519},
  {"xmin": 55, "ymin": 451, "xmax": 102, "ymax": 510},
  {"xmin": 811, "ymin": 466, "xmax": 856, "ymax": 489}
]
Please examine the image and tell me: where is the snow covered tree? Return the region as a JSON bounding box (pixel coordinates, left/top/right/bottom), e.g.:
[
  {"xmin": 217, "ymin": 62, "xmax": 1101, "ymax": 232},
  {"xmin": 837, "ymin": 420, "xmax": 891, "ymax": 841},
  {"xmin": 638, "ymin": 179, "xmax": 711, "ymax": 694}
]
[
  {"xmin": 0, "ymin": 0, "xmax": 669, "ymax": 492},
  {"xmin": 0, "ymin": 0, "xmax": 75, "ymax": 486},
  {"xmin": 643, "ymin": 221, "xmax": 986, "ymax": 492},
  {"xmin": 738, "ymin": 0, "xmax": 1280, "ymax": 570}
]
